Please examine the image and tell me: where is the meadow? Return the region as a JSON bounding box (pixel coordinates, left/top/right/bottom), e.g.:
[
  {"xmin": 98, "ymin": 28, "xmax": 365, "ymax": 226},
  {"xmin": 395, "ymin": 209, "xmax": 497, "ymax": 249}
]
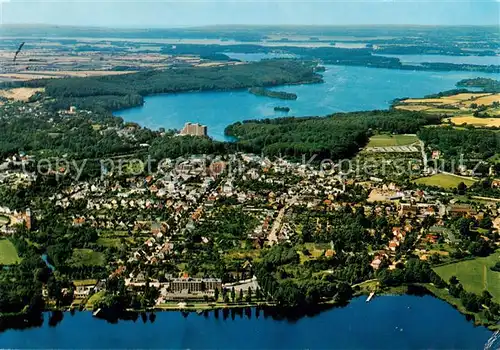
[
  {"xmin": 0, "ymin": 239, "xmax": 21, "ymax": 265},
  {"xmin": 413, "ymin": 173, "xmax": 476, "ymax": 189},
  {"xmin": 396, "ymin": 92, "xmax": 500, "ymax": 128},
  {"xmin": 434, "ymin": 252, "xmax": 500, "ymax": 302},
  {"xmin": 366, "ymin": 134, "xmax": 418, "ymax": 147},
  {"xmin": 68, "ymin": 249, "xmax": 106, "ymax": 267},
  {"xmin": 449, "ymin": 116, "xmax": 500, "ymax": 128}
]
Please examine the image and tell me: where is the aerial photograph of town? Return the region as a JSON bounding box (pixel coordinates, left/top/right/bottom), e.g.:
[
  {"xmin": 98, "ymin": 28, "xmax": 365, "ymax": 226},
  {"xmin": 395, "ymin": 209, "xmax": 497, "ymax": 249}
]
[{"xmin": 0, "ymin": 0, "xmax": 499, "ymax": 348}]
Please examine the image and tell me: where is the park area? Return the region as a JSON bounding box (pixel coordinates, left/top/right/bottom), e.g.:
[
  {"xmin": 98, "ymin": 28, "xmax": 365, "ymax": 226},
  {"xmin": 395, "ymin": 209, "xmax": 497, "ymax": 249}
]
[
  {"xmin": 366, "ymin": 134, "xmax": 418, "ymax": 147},
  {"xmin": 0, "ymin": 239, "xmax": 21, "ymax": 265},
  {"xmin": 434, "ymin": 252, "xmax": 500, "ymax": 302},
  {"xmin": 413, "ymin": 173, "xmax": 476, "ymax": 189},
  {"xmin": 68, "ymin": 248, "xmax": 105, "ymax": 267}
]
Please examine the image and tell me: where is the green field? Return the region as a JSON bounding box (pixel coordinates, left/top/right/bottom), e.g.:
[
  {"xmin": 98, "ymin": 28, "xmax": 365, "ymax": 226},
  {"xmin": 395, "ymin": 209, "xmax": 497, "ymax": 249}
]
[
  {"xmin": 97, "ymin": 231, "xmax": 136, "ymax": 248},
  {"xmin": 366, "ymin": 134, "xmax": 418, "ymax": 147},
  {"xmin": 0, "ymin": 239, "xmax": 21, "ymax": 265},
  {"xmin": 84, "ymin": 290, "xmax": 105, "ymax": 309},
  {"xmin": 97, "ymin": 237, "xmax": 123, "ymax": 248},
  {"xmin": 68, "ymin": 249, "xmax": 105, "ymax": 267},
  {"xmin": 434, "ymin": 252, "xmax": 500, "ymax": 302},
  {"xmin": 0, "ymin": 215, "xmax": 10, "ymax": 225},
  {"xmin": 413, "ymin": 173, "xmax": 476, "ymax": 189}
]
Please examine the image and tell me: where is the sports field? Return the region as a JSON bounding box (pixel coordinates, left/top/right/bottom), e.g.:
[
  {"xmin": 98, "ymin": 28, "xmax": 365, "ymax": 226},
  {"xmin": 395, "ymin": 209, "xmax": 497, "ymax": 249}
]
[
  {"xmin": 434, "ymin": 252, "xmax": 500, "ymax": 302},
  {"xmin": 0, "ymin": 239, "xmax": 21, "ymax": 265},
  {"xmin": 366, "ymin": 134, "xmax": 418, "ymax": 147},
  {"xmin": 413, "ymin": 173, "xmax": 476, "ymax": 189}
]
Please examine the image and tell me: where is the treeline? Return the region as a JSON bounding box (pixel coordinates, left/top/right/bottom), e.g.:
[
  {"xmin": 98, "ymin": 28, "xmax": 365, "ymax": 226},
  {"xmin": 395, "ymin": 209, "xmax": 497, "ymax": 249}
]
[
  {"xmin": 159, "ymin": 44, "xmax": 499, "ymax": 73},
  {"xmin": 418, "ymin": 127, "xmax": 500, "ymax": 169},
  {"xmin": 378, "ymin": 258, "xmax": 445, "ymax": 288},
  {"xmin": 226, "ymin": 110, "xmax": 441, "ymax": 160},
  {"xmin": 160, "ymin": 44, "xmax": 403, "ymax": 70},
  {"xmin": 423, "ymin": 88, "xmax": 471, "ymax": 99},
  {"xmin": 148, "ymin": 135, "xmax": 231, "ymax": 161},
  {"xmin": 373, "ymin": 45, "xmax": 497, "ymax": 57},
  {"xmin": 27, "ymin": 60, "xmax": 322, "ymax": 112}
]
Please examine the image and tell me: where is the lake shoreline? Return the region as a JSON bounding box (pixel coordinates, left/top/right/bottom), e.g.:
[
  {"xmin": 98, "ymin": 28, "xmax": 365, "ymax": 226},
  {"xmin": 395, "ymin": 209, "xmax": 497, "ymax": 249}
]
[
  {"xmin": 1, "ymin": 295, "xmax": 494, "ymax": 349},
  {"xmin": 1, "ymin": 282, "xmax": 495, "ymax": 333},
  {"xmin": 115, "ymin": 64, "xmax": 500, "ymax": 140}
]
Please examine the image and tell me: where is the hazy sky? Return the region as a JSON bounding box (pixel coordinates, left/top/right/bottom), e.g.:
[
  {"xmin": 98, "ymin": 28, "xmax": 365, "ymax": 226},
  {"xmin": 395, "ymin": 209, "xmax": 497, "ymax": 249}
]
[{"xmin": 1, "ymin": 0, "xmax": 499, "ymax": 27}]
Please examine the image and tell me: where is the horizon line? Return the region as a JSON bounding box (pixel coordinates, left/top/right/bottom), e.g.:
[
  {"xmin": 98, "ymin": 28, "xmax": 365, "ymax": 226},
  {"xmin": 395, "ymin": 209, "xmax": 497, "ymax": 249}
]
[{"xmin": 1, "ymin": 23, "xmax": 499, "ymax": 30}]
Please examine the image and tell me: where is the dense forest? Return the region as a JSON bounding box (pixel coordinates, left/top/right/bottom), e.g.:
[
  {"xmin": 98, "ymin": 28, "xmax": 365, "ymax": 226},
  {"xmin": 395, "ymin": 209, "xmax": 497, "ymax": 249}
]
[
  {"xmin": 1, "ymin": 60, "xmax": 322, "ymax": 113},
  {"xmin": 418, "ymin": 127, "xmax": 500, "ymax": 171},
  {"xmin": 0, "ymin": 104, "xmax": 144, "ymax": 160},
  {"xmin": 0, "ymin": 103, "xmax": 233, "ymax": 175},
  {"xmin": 225, "ymin": 110, "xmax": 441, "ymax": 159}
]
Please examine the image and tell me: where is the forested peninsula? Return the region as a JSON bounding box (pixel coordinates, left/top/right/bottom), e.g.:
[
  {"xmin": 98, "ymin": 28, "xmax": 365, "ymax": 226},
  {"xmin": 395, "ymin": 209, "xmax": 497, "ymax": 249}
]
[
  {"xmin": 158, "ymin": 44, "xmax": 500, "ymax": 74},
  {"xmin": 0, "ymin": 60, "xmax": 322, "ymax": 113},
  {"xmin": 456, "ymin": 78, "xmax": 500, "ymax": 92}
]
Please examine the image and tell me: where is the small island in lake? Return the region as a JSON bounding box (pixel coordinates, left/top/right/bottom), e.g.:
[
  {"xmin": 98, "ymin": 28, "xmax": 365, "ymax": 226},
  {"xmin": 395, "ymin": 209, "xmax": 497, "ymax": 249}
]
[
  {"xmin": 249, "ymin": 87, "xmax": 298, "ymax": 100},
  {"xmin": 274, "ymin": 106, "xmax": 290, "ymax": 112}
]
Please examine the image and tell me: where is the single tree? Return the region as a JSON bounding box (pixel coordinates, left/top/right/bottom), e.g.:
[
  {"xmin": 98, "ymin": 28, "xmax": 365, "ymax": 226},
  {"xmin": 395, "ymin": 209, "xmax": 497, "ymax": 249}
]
[
  {"xmin": 255, "ymin": 287, "xmax": 262, "ymax": 300},
  {"xmin": 231, "ymin": 287, "xmax": 236, "ymax": 303},
  {"xmin": 246, "ymin": 287, "xmax": 252, "ymax": 303}
]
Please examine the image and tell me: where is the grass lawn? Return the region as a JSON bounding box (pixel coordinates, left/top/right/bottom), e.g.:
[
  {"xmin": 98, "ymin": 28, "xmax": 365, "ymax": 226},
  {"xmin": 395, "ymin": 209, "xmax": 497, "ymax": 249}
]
[
  {"xmin": 489, "ymin": 154, "xmax": 500, "ymax": 164},
  {"xmin": 0, "ymin": 215, "xmax": 10, "ymax": 225},
  {"xmin": 413, "ymin": 173, "xmax": 476, "ymax": 189},
  {"xmin": 297, "ymin": 243, "xmax": 328, "ymax": 264},
  {"xmin": 366, "ymin": 134, "xmax": 418, "ymax": 147},
  {"xmin": 68, "ymin": 249, "xmax": 105, "ymax": 267},
  {"xmin": 0, "ymin": 239, "xmax": 21, "ymax": 265},
  {"xmin": 85, "ymin": 290, "xmax": 105, "ymax": 310},
  {"xmin": 434, "ymin": 252, "xmax": 500, "ymax": 302},
  {"xmin": 97, "ymin": 230, "xmax": 137, "ymax": 248}
]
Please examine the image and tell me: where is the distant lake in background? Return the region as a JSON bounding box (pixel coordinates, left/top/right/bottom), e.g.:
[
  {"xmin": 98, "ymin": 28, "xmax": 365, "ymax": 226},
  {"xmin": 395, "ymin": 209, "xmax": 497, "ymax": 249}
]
[
  {"xmin": 0, "ymin": 296, "xmax": 494, "ymax": 349},
  {"xmin": 223, "ymin": 52, "xmax": 298, "ymax": 61},
  {"xmin": 115, "ymin": 64, "xmax": 500, "ymax": 140},
  {"xmin": 375, "ymin": 54, "xmax": 500, "ymax": 66}
]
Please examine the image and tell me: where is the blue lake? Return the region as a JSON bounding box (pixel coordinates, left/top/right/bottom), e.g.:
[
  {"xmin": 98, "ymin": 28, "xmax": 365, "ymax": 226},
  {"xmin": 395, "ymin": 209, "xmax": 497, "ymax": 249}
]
[
  {"xmin": 376, "ymin": 54, "xmax": 500, "ymax": 66},
  {"xmin": 115, "ymin": 65, "xmax": 500, "ymax": 140},
  {"xmin": 224, "ymin": 52, "xmax": 298, "ymax": 61},
  {"xmin": 0, "ymin": 296, "xmax": 494, "ymax": 349}
]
